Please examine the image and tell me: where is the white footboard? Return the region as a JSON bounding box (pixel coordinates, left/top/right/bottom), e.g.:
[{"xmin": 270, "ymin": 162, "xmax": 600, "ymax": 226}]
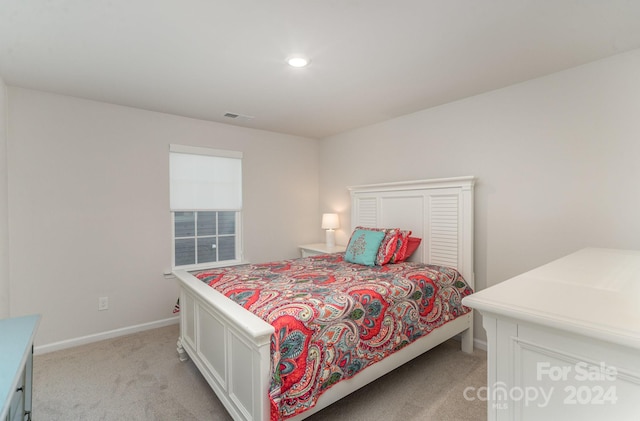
[{"xmin": 174, "ymin": 269, "xmax": 274, "ymax": 421}]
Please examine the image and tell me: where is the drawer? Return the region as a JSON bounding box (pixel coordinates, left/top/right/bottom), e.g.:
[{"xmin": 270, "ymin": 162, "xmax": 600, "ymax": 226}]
[{"xmin": 8, "ymin": 368, "xmax": 25, "ymax": 421}]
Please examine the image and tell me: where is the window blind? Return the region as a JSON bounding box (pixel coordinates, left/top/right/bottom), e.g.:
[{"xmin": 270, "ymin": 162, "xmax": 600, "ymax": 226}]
[{"xmin": 169, "ymin": 145, "xmax": 242, "ymax": 210}]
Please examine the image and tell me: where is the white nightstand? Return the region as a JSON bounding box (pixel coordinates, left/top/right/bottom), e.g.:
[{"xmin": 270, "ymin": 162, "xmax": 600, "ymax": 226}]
[{"xmin": 299, "ymin": 243, "xmax": 346, "ymax": 258}]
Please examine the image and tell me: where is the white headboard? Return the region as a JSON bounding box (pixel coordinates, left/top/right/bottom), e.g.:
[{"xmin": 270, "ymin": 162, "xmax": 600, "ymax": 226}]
[{"xmin": 348, "ymin": 176, "xmax": 475, "ymax": 289}]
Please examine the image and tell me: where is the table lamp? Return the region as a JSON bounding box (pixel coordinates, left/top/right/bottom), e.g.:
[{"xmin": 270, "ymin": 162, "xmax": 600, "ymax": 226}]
[{"xmin": 321, "ymin": 213, "xmax": 339, "ymax": 248}]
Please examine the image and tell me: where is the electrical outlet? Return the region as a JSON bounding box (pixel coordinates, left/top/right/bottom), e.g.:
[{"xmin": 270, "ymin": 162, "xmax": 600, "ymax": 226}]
[{"xmin": 98, "ymin": 296, "xmax": 109, "ymax": 311}]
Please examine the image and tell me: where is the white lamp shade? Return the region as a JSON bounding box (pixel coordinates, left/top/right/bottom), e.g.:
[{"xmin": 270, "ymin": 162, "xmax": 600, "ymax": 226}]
[{"xmin": 321, "ymin": 213, "xmax": 339, "ymax": 230}]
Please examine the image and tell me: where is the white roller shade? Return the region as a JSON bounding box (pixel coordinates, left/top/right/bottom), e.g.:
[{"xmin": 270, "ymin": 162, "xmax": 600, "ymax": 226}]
[{"xmin": 170, "ymin": 146, "xmax": 242, "ymax": 210}]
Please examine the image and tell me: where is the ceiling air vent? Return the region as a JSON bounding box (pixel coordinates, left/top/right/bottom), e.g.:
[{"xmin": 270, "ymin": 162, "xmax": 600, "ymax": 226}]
[{"xmin": 223, "ymin": 112, "xmax": 255, "ymax": 122}]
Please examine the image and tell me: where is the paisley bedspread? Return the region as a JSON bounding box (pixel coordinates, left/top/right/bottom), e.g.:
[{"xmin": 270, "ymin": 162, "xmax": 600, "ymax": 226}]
[{"xmin": 194, "ymin": 253, "xmax": 473, "ymax": 420}]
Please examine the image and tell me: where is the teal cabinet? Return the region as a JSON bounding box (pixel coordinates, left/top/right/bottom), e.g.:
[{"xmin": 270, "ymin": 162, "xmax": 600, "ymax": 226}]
[{"xmin": 0, "ymin": 315, "xmax": 40, "ymax": 421}]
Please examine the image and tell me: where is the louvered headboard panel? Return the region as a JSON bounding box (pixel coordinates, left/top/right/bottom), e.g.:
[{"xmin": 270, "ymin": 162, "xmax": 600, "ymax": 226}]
[{"xmin": 349, "ymin": 177, "xmax": 475, "ymax": 289}]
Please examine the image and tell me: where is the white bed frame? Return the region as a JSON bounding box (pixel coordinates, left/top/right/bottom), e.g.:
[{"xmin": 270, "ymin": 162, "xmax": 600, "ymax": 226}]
[{"xmin": 173, "ymin": 176, "xmax": 475, "ymax": 421}]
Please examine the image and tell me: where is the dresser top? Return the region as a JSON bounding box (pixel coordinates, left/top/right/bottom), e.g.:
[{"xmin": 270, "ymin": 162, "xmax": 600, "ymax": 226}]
[
  {"xmin": 0, "ymin": 314, "xmax": 40, "ymax": 419},
  {"xmin": 463, "ymin": 248, "xmax": 640, "ymax": 350}
]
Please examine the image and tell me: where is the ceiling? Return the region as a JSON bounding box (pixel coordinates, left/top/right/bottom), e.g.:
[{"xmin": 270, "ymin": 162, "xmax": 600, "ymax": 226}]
[{"xmin": 2, "ymin": 1, "xmax": 640, "ymax": 139}]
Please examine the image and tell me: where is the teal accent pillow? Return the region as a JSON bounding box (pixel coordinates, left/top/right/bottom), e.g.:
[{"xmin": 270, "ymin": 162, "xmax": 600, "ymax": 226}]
[{"xmin": 344, "ymin": 229, "xmax": 385, "ymax": 266}]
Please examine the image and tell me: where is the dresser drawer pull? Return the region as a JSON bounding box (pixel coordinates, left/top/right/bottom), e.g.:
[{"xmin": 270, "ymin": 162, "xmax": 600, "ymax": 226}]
[{"xmin": 16, "ymin": 386, "xmax": 24, "ymax": 392}]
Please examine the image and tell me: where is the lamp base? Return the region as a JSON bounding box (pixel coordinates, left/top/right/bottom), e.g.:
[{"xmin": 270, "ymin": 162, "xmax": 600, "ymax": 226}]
[{"xmin": 325, "ymin": 229, "xmax": 336, "ymax": 248}]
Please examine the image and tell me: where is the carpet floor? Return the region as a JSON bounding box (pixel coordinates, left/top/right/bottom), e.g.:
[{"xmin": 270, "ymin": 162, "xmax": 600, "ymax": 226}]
[{"xmin": 33, "ymin": 324, "xmax": 487, "ymax": 420}]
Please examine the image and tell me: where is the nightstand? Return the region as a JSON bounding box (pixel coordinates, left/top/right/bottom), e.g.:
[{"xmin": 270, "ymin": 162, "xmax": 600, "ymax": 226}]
[
  {"xmin": 0, "ymin": 315, "xmax": 40, "ymax": 421},
  {"xmin": 299, "ymin": 243, "xmax": 346, "ymax": 258}
]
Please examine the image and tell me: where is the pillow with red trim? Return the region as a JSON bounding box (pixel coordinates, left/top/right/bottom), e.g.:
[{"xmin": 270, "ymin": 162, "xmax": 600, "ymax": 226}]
[
  {"xmin": 390, "ymin": 230, "xmax": 412, "ymax": 263},
  {"xmin": 399, "ymin": 237, "xmax": 422, "ymax": 262},
  {"xmin": 376, "ymin": 228, "xmax": 400, "ymax": 265},
  {"xmin": 350, "ymin": 227, "xmax": 400, "ymax": 265}
]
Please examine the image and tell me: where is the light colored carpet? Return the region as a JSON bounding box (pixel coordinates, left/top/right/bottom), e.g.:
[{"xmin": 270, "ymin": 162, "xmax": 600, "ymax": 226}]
[{"xmin": 33, "ymin": 324, "xmax": 486, "ymax": 420}]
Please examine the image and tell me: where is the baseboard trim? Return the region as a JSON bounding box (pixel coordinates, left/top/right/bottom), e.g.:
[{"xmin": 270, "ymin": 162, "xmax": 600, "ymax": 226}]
[
  {"xmin": 473, "ymin": 337, "xmax": 487, "ymax": 351},
  {"xmin": 452, "ymin": 333, "xmax": 488, "ymax": 352},
  {"xmin": 34, "ymin": 316, "xmax": 180, "ymax": 355}
]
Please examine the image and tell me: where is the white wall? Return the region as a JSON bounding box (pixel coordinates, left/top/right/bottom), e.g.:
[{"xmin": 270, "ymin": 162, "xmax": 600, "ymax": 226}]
[
  {"xmin": 7, "ymin": 88, "xmax": 320, "ymax": 346},
  {"xmin": 0, "ymin": 75, "xmax": 8, "ymax": 319},
  {"xmin": 319, "ymin": 48, "xmax": 640, "ymax": 343},
  {"xmin": 8, "ymin": 48, "xmax": 640, "ymax": 348}
]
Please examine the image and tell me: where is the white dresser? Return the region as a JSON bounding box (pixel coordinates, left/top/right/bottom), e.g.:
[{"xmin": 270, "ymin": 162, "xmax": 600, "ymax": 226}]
[{"xmin": 463, "ymin": 248, "xmax": 640, "ymax": 421}]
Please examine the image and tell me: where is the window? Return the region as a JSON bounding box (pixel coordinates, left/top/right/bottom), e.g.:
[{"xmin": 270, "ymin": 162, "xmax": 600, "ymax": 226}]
[{"xmin": 170, "ymin": 144, "xmax": 243, "ymax": 269}]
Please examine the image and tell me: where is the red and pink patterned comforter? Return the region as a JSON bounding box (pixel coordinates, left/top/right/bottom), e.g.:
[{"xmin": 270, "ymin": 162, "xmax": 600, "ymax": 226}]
[{"xmin": 194, "ymin": 253, "xmax": 473, "ymax": 420}]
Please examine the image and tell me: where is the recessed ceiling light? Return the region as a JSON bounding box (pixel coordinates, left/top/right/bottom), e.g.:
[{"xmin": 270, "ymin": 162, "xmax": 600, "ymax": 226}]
[{"xmin": 287, "ymin": 56, "xmax": 310, "ymax": 68}]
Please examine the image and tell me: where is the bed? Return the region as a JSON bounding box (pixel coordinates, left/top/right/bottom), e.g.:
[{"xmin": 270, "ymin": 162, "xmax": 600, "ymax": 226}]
[{"xmin": 173, "ymin": 176, "xmax": 476, "ymax": 421}]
